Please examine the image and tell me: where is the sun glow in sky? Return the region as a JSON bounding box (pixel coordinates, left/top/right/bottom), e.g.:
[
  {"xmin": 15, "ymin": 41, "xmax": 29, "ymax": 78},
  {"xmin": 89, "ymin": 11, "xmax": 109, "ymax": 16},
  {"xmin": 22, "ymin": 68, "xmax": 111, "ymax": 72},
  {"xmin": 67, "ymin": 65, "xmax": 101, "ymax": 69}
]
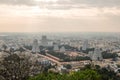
[{"xmin": 0, "ymin": 0, "xmax": 120, "ymax": 32}]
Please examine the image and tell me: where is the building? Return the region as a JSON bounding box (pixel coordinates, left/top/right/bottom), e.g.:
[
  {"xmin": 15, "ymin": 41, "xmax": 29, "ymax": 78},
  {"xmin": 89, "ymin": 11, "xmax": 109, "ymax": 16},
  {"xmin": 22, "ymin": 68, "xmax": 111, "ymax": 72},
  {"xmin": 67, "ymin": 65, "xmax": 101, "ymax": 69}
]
[
  {"xmin": 82, "ymin": 40, "xmax": 89, "ymax": 51},
  {"xmin": 48, "ymin": 41, "xmax": 53, "ymax": 46},
  {"xmin": 32, "ymin": 39, "xmax": 40, "ymax": 53},
  {"xmin": 41, "ymin": 35, "xmax": 48, "ymax": 47},
  {"xmin": 53, "ymin": 44, "xmax": 59, "ymax": 51},
  {"xmin": 88, "ymin": 51, "xmax": 94, "ymax": 59},
  {"xmin": 60, "ymin": 46, "xmax": 66, "ymax": 52},
  {"xmin": 91, "ymin": 48, "xmax": 103, "ymax": 61}
]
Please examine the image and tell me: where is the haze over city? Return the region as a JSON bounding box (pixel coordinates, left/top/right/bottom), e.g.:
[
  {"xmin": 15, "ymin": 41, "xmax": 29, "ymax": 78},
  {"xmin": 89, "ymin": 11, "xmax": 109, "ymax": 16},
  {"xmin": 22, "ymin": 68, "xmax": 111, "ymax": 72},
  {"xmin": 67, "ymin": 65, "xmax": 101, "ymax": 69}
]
[
  {"xmin": 1, "ymin": 0, "xmax": 120, "ymax": 80},
  {"xmin": 0, "ymin": 0, "xmax": 120, "ymax": 32}
]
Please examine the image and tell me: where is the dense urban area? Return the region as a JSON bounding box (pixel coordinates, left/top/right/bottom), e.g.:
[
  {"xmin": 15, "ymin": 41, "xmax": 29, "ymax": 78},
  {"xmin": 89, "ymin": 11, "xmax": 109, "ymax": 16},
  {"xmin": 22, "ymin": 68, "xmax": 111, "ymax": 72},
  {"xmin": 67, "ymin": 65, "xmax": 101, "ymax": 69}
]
[{"xmin": 0, "ymin": 32, "xmax": 120, "ymax": 80}]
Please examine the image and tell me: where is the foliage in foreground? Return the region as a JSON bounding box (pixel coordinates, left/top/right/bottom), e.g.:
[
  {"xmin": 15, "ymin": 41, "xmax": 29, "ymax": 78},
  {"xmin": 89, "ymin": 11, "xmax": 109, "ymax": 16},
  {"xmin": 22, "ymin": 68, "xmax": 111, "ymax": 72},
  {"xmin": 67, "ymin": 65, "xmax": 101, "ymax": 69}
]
[
  {"xmin": 28, "ymin": 69, "xmax": 101, "ymax": 80},
  {"xmin": 0, "ymin": 53, "xmax": 42, "ymax": 80},
  {"xmin": 28, "ymin": 64, "xmax": 120, "ymax": 80}
]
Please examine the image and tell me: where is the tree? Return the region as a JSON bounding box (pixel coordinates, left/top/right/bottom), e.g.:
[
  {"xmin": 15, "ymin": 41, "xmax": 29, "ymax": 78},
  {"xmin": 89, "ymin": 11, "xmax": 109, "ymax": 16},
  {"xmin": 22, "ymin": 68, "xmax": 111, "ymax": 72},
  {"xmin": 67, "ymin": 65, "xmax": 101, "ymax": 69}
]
[
  {"xmin": 0, "ymin": 53, "xmax": 42, "ymax": 80},
  {"xmin": 64, "ymin": 64, "xmax": 72, "ymax": 69},
  {"xmin": 28, "ymin": 69, "xmax": 102, "ymax": 80},
  {"xmin": 2, "ymin": 44, "xmax": 7, "ymax": 50},
  {"xmin": 102, "ymin": 51, "xmax": 118, "ymax": 59},
  {"xmin": 97, "ymin": 67, "xmax": 120, "ymax": 80},
  {"xmin": 0, "ymin": 54, "xmax": 31, "ymax": 80}
]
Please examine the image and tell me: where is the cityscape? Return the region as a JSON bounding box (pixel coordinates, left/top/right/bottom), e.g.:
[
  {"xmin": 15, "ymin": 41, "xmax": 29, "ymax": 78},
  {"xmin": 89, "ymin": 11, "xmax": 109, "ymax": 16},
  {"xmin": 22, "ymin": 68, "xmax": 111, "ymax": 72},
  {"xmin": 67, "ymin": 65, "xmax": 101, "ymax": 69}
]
[
  {"xmin": 0, "ymin": 32, "xmax": 120, "ymax": 80},
  {"xmin": 0, "ymin": 0, "xmax": 120, "ymax": 80}
]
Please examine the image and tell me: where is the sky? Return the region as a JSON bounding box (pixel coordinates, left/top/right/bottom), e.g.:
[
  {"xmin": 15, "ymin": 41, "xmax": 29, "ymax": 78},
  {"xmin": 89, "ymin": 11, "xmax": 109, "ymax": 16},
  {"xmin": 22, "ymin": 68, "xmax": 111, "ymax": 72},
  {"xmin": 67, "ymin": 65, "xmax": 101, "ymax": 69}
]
[{"xmin": 0, "ymin": 0, "xmax": 120, "ymax": 32}]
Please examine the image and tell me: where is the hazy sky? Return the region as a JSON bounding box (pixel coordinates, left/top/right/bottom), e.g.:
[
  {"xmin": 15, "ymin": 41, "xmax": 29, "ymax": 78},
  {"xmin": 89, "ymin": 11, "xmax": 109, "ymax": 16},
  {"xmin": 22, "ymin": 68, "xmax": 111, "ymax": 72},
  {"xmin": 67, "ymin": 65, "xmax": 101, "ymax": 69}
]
[{"xmin": 0, "ymin": 0, "xmax": 120, "ymax": 32}]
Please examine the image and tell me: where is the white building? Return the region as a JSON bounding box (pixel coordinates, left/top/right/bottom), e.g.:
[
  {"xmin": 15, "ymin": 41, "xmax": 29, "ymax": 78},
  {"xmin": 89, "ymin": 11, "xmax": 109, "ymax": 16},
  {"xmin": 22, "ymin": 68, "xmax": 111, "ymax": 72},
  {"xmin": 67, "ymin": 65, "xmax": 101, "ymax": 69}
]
[
  {"xmin": 88, "ymin": 51, "xmax": 94, "ymax": 59},
  {"xmin": 41, "ymin": 35, "xmax": 48, "ymax": 47},
  {"xmin": 32, "ymin": 39, "xmax": 40, "ymax": 53},
  {"xmin": 60, "ymin": 46, "xmax": 66, "ymax": 52},
  {"xmin": 48, "ymin": 41, "xmax": 53, "ymax": 46},
  {"xmin": 82, "ymin": 40, "xmax": 89, "ymax": 50},
  {"xmin": 53, "ymin": 44, "xmax": 59, "ymax": 51},
  {"xmin": 91, "ymin": 48, "xmax": 103, "ymax": 61}
]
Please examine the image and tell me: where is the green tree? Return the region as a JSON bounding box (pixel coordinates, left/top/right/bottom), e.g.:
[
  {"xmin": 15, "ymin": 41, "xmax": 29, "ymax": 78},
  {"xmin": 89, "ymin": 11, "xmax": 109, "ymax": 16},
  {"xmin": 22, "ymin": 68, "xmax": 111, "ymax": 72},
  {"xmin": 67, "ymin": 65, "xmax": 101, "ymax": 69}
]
[
  {"xmin": 28, "ymin": 69, "xmax": 101, "ymax": 80},
  {"xmin": 70, "ymin": 69, "xmax": 101, "ymax": 80},
  {"xmin": 64, "ymin": 64, "xmax": 72, "ymax": 69}
]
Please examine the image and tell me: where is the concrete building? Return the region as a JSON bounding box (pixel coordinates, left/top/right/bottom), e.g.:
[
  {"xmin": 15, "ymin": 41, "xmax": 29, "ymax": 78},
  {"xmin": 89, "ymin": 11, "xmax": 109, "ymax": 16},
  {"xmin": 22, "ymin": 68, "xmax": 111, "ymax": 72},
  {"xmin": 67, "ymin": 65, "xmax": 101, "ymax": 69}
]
[
  {"xmin": 88, "ymin": 51, "xmax": 94, "ymax": 59},
  {"xmin": 41, "ymin": 35, "xmax": 48, "ymax": 47},
  {"xmin": 82, "ymin": 40, "xmax": 89, "ymax": 51},
  {"xmin": 91, "ymin": 48, "xmax": 103, "ymax": 61},
  {"xmin": 32, "ymin": 39, "xmax": 40, "ymax": 53},
  {"xmin": 48, "ymin": 41, "xmax": 53, "ymax": 46},
  {"xmin": 60, "ymin": 46, "xmax": 66, "ymax": 52},
  {"xmin": 53, "ymin": 44, "xmax": 59, "ymax": 51}
]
